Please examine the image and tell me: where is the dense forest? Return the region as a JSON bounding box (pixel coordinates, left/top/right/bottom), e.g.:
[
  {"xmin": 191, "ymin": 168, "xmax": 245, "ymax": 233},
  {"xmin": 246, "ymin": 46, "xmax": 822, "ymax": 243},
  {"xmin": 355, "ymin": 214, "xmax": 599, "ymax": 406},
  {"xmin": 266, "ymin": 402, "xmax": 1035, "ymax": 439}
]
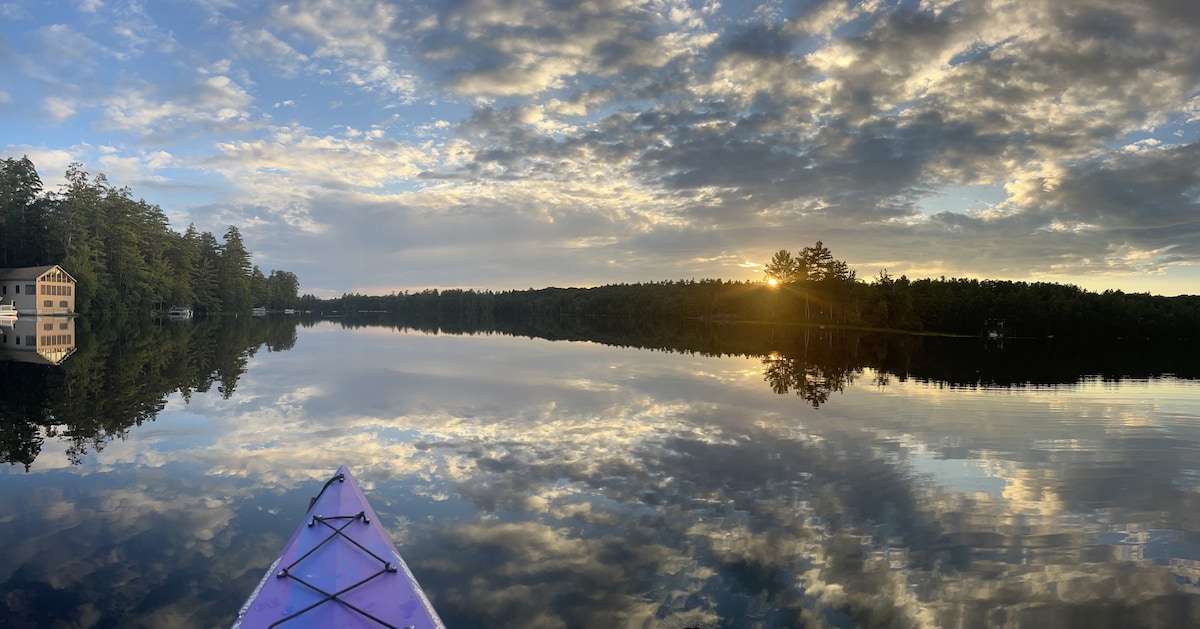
[
  {"xmin": 0, "ymin": 156, "xmax": 299, "ymax": 316},
  {"xmin": 301, "ymin": 242, "xmax": 1200, "ymax": 340}
]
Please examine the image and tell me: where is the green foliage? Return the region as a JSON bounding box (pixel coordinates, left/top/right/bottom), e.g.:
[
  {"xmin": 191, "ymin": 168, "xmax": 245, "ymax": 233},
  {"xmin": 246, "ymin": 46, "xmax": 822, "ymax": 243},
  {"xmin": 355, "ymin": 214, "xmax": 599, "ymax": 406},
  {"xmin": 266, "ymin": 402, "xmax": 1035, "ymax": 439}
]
[
  {"xmin": 0, "ymin": 158, "xmax": 301, "ymax": 316},
  {"xmin": 250, "ymin": 265, "xmax": 268, "ymax": 308},
  {"xmin": 0, "ymin": 156, "xmax": 50, "ymax": 267},
  {"xmin": 218, "ymin": 225, "xmax": 253, "ymax": 311},
  {"xmin": 266, "ymin": 270, "xmax": 300, "ymax": 310}
]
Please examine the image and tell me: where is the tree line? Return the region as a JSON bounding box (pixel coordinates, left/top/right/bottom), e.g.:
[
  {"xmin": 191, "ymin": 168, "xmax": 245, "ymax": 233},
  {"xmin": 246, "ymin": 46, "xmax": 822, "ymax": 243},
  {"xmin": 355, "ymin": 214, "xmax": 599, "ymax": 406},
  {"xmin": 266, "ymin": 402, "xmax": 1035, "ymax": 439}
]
[
  {"xmin": 301, "ymin": 241, "xmax": 1199, "ymax": 340},
  {"xmin": 0, "ymin": 156, "xmax": 299, "ymax": 316},
  {"xmin": 9, "ymin": 308, "xmax": 1195, "ymax": 471}
]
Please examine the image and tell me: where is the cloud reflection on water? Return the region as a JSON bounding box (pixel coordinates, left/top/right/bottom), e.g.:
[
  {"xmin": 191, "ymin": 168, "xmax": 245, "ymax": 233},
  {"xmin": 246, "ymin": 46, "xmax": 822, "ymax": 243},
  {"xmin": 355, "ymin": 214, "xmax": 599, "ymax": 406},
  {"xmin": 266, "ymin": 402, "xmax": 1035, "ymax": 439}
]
[{"xmin": 2, "ymin": 323, "xmax": 1200, "ymax": 627}]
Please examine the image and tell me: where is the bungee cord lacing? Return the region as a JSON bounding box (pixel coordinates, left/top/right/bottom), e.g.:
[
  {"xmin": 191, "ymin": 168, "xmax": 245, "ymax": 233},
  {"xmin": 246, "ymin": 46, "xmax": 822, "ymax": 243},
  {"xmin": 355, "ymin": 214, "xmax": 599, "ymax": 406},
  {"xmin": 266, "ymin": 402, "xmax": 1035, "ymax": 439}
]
[{"xmin": 268, "ymin": 474, "xmax": 403, "ymax": 628}]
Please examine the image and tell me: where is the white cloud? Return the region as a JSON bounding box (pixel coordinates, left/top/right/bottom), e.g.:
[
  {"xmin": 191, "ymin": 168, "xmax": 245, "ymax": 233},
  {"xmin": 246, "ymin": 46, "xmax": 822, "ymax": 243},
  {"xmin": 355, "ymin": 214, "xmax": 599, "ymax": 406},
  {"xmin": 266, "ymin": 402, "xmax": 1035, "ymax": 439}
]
[
  {"xmin": 94, "ymin": 150, "xmax": 175, "ymax": 186},
  {"xmin": 229, "ymin": 26, "xmax": 310, "ymax": 79},
  {"xmin": 100, "ymin": 74, "xmax": 253, "ymax": 132},
  {"xmin": 43, "ymin": 95, "xmax": 77, "ymax": 121},
  {"xmin": 264, "ymin": 0, "xmax": 419, "ymax": 101}
]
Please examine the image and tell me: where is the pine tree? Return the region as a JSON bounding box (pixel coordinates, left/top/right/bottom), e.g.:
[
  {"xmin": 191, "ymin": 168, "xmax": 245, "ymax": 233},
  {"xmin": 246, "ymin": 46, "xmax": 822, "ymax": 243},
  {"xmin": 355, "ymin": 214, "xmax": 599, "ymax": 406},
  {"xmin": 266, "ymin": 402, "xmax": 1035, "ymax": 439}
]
[{"xmin": 218, "ymin": 225, "xmax": 252, "ymax": 311}]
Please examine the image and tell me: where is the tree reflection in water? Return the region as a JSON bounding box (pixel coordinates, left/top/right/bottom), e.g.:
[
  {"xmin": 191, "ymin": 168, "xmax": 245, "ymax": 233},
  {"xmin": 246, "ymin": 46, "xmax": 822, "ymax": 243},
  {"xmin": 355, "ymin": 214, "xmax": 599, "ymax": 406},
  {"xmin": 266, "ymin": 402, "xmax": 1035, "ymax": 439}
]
[
  {"xmin": 760, "ymin": 328, "xmax": 862, "ymax": 408},
  {"xmin": 3, "ymin": 315, "xmax": 1200, "ymax": 627},
  {"xmin": 0, "ymin": 315, "xmax": 297, "ymax": 470},
  {"xmin": 8, "ymin": 312, "xmax": 1200, "ymax": 469}
]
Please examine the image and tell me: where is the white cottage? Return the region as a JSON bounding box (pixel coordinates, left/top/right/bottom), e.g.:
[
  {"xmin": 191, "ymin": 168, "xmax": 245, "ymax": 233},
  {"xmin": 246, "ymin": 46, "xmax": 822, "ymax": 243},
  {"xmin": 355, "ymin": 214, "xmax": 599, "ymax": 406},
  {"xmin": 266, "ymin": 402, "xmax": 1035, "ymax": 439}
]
[{"xmin": 0, "ymin": 265, "xmax": 77, "ymax": 315}]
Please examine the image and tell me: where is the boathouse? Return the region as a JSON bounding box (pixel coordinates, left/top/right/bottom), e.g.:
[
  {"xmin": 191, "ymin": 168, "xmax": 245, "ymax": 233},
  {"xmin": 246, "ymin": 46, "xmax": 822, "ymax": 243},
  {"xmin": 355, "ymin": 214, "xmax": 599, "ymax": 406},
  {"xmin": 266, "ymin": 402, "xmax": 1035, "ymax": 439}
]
[{"xmin": 0, "ymin": 265, "xmax": 77, "ymax": 315}]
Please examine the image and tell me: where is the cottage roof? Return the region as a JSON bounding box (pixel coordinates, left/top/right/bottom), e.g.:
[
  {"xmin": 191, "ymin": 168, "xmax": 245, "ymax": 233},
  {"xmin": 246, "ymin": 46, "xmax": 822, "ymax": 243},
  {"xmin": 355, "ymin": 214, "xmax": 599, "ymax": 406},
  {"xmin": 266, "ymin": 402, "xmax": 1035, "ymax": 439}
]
[{"xmin": 0, "ymin": 265, "xmax": 76, "ymax": 283}]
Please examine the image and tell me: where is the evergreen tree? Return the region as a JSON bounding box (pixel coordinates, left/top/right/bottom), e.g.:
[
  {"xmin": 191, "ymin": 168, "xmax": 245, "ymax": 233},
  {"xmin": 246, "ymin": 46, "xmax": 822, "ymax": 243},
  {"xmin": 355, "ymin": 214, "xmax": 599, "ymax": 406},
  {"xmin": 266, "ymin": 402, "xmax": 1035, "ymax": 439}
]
[
  {"xmin": 250, "ymin": 265, "xmax": 268, "ymax": 307},
  {"xmin": 266, "ymin": 270, "xmax": 300, "ymax": 309},
  {"xmin": 764, "ymin": 250, "xmax": 804, "ymax": 284},
  {"xmin": 50, "ymin": 164, "xmax": 110, "ymax": 313},
  {"xmin": 163, "ymin": 229, "xmax": 198, "ymax": 308},
  {"xmin": 0, "ymin": 156, "xmax": 49, "ymax": 267},
  {"xmin": 0, "ymin": 157, "xmax": 299, "ymax": 317},
  {"xmin": 218, "ymin": 226, "xmax": 252, "ymax": 311},
  {"xmin": 190, "ymin": 226, "xmax": 222, "ymax": 313}
]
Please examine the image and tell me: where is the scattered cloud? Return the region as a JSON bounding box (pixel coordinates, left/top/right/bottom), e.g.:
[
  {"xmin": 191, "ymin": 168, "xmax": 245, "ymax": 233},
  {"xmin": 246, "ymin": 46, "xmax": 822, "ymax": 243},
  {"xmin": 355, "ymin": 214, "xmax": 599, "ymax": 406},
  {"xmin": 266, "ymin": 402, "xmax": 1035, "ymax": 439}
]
[
  {"xmin": 2, "ymin": 0, "xmax": 1199, "ymax": 294},
  {"xmin": 42, "ymin": 95, "xmax": 76, "ymax": 121}
]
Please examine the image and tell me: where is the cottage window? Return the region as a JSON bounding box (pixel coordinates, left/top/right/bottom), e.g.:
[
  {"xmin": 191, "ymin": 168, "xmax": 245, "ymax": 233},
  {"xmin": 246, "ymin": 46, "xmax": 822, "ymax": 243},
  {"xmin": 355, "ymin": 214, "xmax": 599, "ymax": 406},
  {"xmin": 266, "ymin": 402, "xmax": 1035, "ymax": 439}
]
[
  {"xmin": 44, "ymin": 300, "xmax": 53, "ymax": 308},
  {"xmin": 59, "ymin": 323, "xmax": 68, "ymax": 330},
  {"xmin": 59, "ymin": 300, "xmax": 68, "ymax": 308},
  {"xmin": 43, "ymin": 323, "xmax": 53, "ymax": 330},
  {"xmin": 14, "ymin": 285, "xmax": 18, "ymax": 294},
  {"xmin": 25, "ymin": 284, "xmax": 35, "ymax": 294},
  {"xmin": 24, "ymin": 336, "xmax": 35, "ymax": 346}
]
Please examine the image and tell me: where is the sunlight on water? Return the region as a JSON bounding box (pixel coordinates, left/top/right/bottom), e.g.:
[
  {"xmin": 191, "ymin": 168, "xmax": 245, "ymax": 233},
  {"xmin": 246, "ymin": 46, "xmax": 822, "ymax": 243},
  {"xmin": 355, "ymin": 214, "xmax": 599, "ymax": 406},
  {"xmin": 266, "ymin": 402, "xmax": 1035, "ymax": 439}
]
[{"xmin": 2, "ymin": 321, "xmax": 1199, "ymax": 627}]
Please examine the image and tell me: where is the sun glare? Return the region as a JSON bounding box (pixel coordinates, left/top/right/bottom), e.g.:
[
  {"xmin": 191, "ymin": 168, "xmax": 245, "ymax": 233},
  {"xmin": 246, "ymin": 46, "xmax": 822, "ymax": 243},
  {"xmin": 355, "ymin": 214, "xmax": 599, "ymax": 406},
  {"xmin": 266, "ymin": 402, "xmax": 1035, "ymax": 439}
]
[{"xmin": 767, "ymin": 278, "xmax": 779, "ymax": 287}]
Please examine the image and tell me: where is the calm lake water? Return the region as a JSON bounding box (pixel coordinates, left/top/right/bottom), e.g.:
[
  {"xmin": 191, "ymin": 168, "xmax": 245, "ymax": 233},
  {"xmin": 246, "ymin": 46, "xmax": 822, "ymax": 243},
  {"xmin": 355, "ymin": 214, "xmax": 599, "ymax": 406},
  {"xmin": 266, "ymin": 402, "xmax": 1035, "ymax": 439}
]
[{"xmin": 2, "ymin": 317, "xmax": 1199, "ymax": 628}]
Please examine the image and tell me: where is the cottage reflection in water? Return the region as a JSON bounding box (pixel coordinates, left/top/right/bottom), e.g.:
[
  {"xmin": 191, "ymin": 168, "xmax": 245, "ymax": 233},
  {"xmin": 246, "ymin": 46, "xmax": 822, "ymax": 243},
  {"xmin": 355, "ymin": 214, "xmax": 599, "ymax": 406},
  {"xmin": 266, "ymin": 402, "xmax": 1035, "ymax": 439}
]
[{"xmin": 0, "ymin": 316, "xmax": 77, "ymax": 365}]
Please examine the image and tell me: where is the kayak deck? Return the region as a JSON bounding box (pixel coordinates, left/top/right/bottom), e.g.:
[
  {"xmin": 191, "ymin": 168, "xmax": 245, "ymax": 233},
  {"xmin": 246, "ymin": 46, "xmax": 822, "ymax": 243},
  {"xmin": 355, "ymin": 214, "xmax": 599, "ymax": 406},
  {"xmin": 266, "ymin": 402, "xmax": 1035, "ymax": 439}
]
[{"xmin": 233, "ymin": 466, "xmax": 445, "ymax": 628}]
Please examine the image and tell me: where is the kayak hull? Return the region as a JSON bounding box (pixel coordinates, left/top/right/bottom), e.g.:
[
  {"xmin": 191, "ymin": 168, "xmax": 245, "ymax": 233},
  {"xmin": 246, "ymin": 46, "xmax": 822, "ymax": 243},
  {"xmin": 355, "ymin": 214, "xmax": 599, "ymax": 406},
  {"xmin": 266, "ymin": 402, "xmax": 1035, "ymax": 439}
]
[{"xmin": 233, "ymin": 466, "xmax": 445, "ymax": 628}]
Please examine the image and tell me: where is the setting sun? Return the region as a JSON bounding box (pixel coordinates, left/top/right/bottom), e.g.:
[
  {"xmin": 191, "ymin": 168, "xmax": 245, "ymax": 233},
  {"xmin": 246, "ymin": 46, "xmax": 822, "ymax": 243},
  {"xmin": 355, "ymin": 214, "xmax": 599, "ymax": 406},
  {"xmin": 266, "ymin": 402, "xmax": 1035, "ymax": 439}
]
[{"xmin": 767, "ymin": 278, "xmax": 779, "ymax": 287}]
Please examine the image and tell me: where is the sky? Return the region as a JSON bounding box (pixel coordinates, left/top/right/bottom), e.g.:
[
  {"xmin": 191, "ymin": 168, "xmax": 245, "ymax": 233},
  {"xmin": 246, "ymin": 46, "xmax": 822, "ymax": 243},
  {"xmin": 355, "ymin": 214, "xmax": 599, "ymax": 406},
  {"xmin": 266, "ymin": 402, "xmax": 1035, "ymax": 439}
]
[{"xmin": 2, "ymin": 0, "xmax": 1199, "ymax": 298}]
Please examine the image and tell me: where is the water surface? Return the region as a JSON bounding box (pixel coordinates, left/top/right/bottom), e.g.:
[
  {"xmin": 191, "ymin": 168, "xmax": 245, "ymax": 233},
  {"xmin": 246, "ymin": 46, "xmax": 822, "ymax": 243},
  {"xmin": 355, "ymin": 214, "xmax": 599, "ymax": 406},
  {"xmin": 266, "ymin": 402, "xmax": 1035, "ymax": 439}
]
[{"xmin": 2, "ymin": 318, "xmax": 1199, "ymax": 628}]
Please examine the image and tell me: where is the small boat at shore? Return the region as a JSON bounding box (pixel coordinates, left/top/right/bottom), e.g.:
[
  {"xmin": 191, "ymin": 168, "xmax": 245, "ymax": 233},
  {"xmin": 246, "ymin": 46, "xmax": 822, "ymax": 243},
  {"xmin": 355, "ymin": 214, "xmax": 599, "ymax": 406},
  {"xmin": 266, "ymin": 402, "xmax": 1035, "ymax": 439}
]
[
  {"xmin": 0, "ymin": 301, "xmax": 16, "ymax": 319},
  {"xmin": 233, "ymin": 466, "xmax": 445, "ymax": 628}
]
